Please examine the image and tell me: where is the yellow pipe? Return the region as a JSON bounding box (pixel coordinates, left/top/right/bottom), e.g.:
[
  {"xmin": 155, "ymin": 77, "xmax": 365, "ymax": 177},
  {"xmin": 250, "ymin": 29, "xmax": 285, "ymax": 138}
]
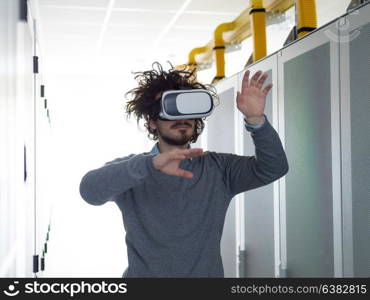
[
  {"xmin": 186, "ymin": 46, "xmax": 209, "ymax": 79},
  {"xmin": 249, "ymin": 0, "xmax": 267, "ymax": 62},
  {"xmin": 296, "ymin": 0, "xmax": 317, "ymax": 39},
  {"xmin": 213, "ymin": 21, "xmax": 236, "ymax": 82},
  {"xmin": 188, "ymin": 46, "xmax": 208, "ymax": 66},
  {"xmin": 186, "ymin": 0, "xmax": 294, "ymax": 67}
]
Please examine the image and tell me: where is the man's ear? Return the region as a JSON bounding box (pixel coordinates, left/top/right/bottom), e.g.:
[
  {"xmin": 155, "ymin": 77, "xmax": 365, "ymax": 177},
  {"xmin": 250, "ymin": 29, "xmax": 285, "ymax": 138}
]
[{"xmin": 148, "ymin": 119, "xmax": 157, "ymax": 130}]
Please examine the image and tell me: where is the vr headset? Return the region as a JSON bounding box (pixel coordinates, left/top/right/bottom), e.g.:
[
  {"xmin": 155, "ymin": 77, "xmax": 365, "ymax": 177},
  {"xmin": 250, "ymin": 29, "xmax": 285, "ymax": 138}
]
[{"xmin": 158, "ymin": 89, "xmax": 214, "ymax": 120}]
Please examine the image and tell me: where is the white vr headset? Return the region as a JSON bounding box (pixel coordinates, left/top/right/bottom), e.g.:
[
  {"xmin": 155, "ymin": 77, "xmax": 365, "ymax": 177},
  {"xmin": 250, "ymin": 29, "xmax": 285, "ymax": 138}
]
[{"xmin": 158, "ymin": 89, "xmax": 214, "ymax": 120}]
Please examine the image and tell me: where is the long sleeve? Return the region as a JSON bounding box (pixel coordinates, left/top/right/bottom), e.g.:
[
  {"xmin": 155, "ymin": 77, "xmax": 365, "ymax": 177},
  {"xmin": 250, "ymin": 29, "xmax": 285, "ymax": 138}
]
[
  {"xmin": 79, "ymin": 153, "xmax": 156, "ymax": 206},
  {"xmin": 243, "ymin": 114, "xmax": 266, "ymax": 130},
  {"xmin": 217, "ymin": 114, "xmax": 289, "ymax": 198}
]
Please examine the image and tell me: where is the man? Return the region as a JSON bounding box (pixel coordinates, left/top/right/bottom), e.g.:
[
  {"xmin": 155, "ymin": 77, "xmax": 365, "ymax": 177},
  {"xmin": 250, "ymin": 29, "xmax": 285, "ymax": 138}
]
[{"xmin": 79, "ymin": 62, "xmax": 289, "ymax": 278}]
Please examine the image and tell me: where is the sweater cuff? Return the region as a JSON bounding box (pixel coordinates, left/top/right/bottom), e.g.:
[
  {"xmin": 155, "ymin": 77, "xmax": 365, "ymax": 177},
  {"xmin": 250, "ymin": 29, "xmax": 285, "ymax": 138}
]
[{"xmin": 244, "ymin": 114, "xmax": 266, "ymax": 132}]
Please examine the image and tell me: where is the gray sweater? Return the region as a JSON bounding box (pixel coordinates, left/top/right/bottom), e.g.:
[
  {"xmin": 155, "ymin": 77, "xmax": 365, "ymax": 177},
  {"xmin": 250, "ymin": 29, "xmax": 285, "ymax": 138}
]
[{"xmin": 79, "ymin": 115, "xmax": 289, "ymax": 277}]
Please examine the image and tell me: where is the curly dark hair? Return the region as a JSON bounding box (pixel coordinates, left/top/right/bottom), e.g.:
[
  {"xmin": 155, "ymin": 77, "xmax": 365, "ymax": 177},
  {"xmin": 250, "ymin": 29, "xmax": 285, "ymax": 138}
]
[{"xmin": 124, "ymin": 62, "xmax": 218, "ymax": 143}]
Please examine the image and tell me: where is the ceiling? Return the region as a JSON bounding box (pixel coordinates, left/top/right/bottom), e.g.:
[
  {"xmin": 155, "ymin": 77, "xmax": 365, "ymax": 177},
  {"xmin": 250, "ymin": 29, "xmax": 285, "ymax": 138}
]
[
  {"xmin": 34, "ymin": 0, "xmax": 252, "ymax": 76},
  {"xmin": 33, "ymin": 0, "xmax": 352, "ymax": 77}
]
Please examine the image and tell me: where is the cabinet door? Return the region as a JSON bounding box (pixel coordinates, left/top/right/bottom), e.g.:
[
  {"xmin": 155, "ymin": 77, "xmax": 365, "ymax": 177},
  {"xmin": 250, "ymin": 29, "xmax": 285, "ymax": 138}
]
[
  {"xmin": 208, "ymin": 75, "xmax": 239, "ymax": 277},
  {"xmin": 277, "ymin": 21, "xmax": 340, "ymax": 277},
  {"xmin": 340, "ymin": 3, "xmax": 370, "ymax": 277}
]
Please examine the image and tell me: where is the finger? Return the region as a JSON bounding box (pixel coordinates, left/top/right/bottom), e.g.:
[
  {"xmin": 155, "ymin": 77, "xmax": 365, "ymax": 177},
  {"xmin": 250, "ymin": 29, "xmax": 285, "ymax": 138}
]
[
  {"xmin": 175, "ymin": 169, "xmax": 193, "ymax": 178},
  {"xmin": 183, "ymin": 148, "xmax": 203, "ymax": 152},
  {"xmin": 174, "ymin": 153, "xmax": 186, "ymax": 160},
  {"xmin": 171, "ymin": 150, "xmax": 186, "ymax": 159},
  {"xmin": 250, "ymin": 70, "xmax": 262, "ymax": 87},
  {"xmin": 182, "ymin": 148, "xmax": 203, "ymax": 155},
  {"xmin": 241, "ymin": 70, "xmax": 250, "ymax": 91},
  {"xmin": 262, "ymin": 83, "xmax": 273, "ymax": 96},
  {"xmin": 184, "ymin": 151, "xmax": 204, "ymax": 158},
  {"xmin": 256, "ymin": 73, "xmax": 268, "ymax": 89}
]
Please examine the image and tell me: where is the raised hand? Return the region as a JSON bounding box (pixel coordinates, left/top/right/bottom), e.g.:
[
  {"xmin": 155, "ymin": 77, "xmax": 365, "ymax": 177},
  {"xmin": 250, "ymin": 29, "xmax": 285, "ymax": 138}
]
[{"xmin": 236, "ymin": 70, "xmax": 272, "ymax": 125}]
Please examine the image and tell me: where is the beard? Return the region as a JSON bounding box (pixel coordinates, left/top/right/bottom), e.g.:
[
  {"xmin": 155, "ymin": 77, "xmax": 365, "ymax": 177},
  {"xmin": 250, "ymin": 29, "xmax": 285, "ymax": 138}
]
[{"xmin": 157, "ymin": 127, "xmax": 195, "ymax": 146}]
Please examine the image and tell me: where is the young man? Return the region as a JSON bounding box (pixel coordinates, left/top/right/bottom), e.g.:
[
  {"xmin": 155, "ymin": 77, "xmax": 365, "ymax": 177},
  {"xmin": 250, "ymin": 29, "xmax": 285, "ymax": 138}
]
[{"xmin": 79, "ymin": 62, "xmax": 289, "ymax": 278}]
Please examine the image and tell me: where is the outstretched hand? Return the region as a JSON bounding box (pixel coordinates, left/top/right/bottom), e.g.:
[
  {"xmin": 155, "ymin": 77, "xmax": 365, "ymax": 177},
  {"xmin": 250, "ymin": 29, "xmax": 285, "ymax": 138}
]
[
  {"xmin": 236, "ymin": 70, "xmax": 272, "ymax": 125},
  {"xmin": 152, "ymin": 148, "xmax": 204, "ymax": 178}
]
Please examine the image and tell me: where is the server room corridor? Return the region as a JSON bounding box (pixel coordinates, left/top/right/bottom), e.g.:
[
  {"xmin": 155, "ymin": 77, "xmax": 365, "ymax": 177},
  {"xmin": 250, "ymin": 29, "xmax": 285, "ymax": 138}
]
[{"xmin": 1, "ymin": 0, "xmax": 369, "ymax": 279}]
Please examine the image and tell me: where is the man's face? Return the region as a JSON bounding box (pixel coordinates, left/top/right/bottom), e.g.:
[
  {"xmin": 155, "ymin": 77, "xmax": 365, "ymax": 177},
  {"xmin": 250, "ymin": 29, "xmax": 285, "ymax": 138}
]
[
  {"xmin": 148, "ymin": 89, "xmax": 197, "ymax": 146},
  {"xmin": 149, "ymin": 118, "xmax": 196, "ymax": 146}
]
